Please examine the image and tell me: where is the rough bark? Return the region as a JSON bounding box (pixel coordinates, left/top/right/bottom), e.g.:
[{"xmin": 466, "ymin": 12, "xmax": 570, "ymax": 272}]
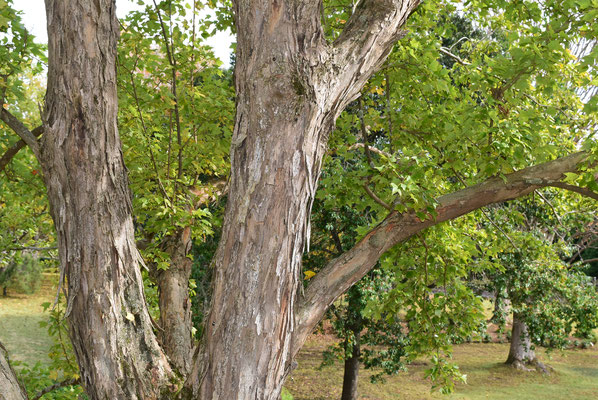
[
  {"xmin": 0, "ymin": 341, "xmax": 28, "ymax": 400},
  {"xmin": 3, "ymin": 0, "xmax": 586, "ymax": 397},
  {"xmin": 184, "ymin": 1, "xmax": 421, "ymax": 399},
  {"xmin": 506, "ymin": 313, "xmax": 537, "ymax": 369},
  {"xmin": 294, "ymin": 152, "xmax": 591, "ymax": 354},
  {"xmin": 41, "ymin": 1, "xmax": 173, "ymax": 398},
  {"xmin": 156, "ymin": 227, "xmax": 194, "ymax": 377}
]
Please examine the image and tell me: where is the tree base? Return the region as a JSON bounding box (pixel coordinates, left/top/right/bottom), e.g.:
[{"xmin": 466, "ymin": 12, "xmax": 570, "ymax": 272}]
[{"xmin": 506, "ymin": 358, "xmax": 550, "ymax": 374}]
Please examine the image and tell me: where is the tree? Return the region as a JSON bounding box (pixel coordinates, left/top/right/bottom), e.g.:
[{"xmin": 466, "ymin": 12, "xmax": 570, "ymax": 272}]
[
  {"xmin": 0, "ymin": 341, "xmax": 27, "ymax": 400},
  {"xmin": 1, "ymin": 0, "xmax": 598, "ymax": 399},
  {"xmin": 480, "ymin": 194, "xmax": 598, "ymax": 371}
]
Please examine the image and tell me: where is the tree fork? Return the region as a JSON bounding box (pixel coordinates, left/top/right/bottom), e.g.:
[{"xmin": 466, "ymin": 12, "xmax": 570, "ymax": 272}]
[{"xmin": 184, "ymin": 1, "xmax": 421, "ymax": 398}]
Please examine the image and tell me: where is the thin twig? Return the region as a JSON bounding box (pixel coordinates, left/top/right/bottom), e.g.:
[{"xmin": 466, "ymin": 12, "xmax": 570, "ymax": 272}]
[
  {"xmin": 347, "ymin": 143, "xmax": 392, "ymax": 158},
  {"xmin": 152, "ymin": 0, "xmax": 184, "ymax": 197},
  {"xmin": 547, "ymin": 182, "xmax": 598, "ymax": 201},
  {"xmin": 31, "ymin": 378, "xmax": 81, "ymax": 400},
  {"xmin": 439, "ymin": 47, "xmax": 471, "ymax": 66},
  {"xmin": 363, "ymin": 184, "xmax": 393, "ymax": 211},
  {"xmin": 124, "ymin": 55, "xmax": 172, "ymax": 204},
  {"xmin": 535, "ymin": 190, "xmax": 562, "ymax": 226},
  {"xmin": 0, "ymin": 126, "xmax": 43, "ymax": 174},
  {"xmin": 358, "ymin": 97, "xmax": 393, "ymax": 211},
  {"xmin": 0, "ymin": 108, "xmax": 41, "ymax": 160},
  {"xmin": 7, "ymin": 246, "xmax": 57, "ymax": 251}
]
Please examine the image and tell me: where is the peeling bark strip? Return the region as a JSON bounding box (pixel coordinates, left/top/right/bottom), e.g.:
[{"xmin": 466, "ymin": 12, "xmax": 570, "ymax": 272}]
[
  {"xmin": 0, "ymin": 342, "xmax": 27, "ymax": 400},
  {"xmin": 41, "ymin": 1, "xmax": 173, "ymax": 398},
  {"xmin": 294, "ymin": 152, "xmax": 591, "ymax": 354},
  {"xmin": 184, "ymin": 1, "xmax": 421, "ymax": 399}
]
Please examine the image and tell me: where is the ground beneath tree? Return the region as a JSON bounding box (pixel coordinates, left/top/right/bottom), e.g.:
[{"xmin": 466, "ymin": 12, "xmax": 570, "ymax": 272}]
[
  {"xmin": 2, "ymin": 276, "xmax": 598, "ymax": 399},
  {"xmin": 286, "ymin": 331, "xmax": 598, "ymax": 400},
  {"xmin": 0, "ymin": 273, "xmax": 57, "ymax": 366}
]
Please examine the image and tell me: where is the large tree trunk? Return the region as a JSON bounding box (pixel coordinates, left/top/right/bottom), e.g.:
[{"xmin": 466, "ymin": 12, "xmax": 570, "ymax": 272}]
[
  {"xmin": 184, "ymin": 1, "xmax": 420, "ymax": 399},
  {"xmin": 156, "ymin": 228, "xmax": 194, "ymax": 376},
  {"xmin": 41, "ymin": 1, "xmax": 173, "ymax": 398},
  {"xmin": 0, "ymin": 342, "xmax": 27, "ymax": 400}
]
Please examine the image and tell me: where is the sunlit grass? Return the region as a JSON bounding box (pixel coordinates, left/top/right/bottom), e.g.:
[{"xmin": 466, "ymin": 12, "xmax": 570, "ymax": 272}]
[
  {"xmin": 0, "ymin": 273, "xmax": 58, "ymax": 366},
  {"xmin": 2, "ymin": 275, "xmax": 597, "ymax": 399},
  {"xmin": 286, "ymin": 337, "xmax": 598, "ymax": 400}
]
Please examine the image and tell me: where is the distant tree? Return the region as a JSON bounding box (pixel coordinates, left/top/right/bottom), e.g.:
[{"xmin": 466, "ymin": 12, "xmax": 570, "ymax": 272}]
[{"xmin": 481, "ymin": 194, "xmax": 598, "ymax": 371}]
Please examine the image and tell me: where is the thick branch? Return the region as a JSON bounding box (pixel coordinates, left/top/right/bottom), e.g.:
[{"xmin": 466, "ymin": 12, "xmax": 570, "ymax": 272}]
[
  {"xmin": 0, "ymin": 126, "xmax": 43, "ymax": 174},
  {"xmin": 0, "ymin": 108, "xmax": 41, "ymax": 160},
  {"xmin": 319, "ymin": 0, "xmax": 420, "ymax": 112},
  {"xmin": 293, "ymin": 152, "xmax": 591, "ymax": 355}
]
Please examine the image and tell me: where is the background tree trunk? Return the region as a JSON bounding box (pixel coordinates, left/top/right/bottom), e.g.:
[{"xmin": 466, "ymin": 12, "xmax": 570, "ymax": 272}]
[
  {"xmin": 506, "ymin": 313, "xmax": 536, "ymax": 369},
  {"xmin": 156, "ymin": 228, "xmax": 194, "ymax": 376},
  {"xmin": 341, "ymin": 331, "xmax": 361, "ymax": 400},
  {"xmin": 0, "ymin": 341, "xmax": 27, "ymax": 400},
  {"xmin": 490, "ymin": 285, "xmax": 509, "ymax": 337},
  {"xmin": 41, "ymin": 1, "xmax": 173, "ymax": 398},
  {"xmin": 341, "ymin": 290, "xmax": 362, "ymax": 400}
]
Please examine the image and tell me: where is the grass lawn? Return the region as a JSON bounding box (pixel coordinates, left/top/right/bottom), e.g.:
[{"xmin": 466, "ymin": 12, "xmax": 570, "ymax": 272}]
[
  {"xmin": 286, "ymin": 335, "xmax": 598, "ymax": 400},
  {"xmin": 2, "ymin": 276, "xmax": 598, "ymax": 400},
  {"xmin": 0, "ymin": 273, "xmax": 57, "ymax": 366}
]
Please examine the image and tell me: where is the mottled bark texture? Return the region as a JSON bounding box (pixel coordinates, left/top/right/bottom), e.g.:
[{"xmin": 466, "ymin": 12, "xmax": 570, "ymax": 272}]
[
  {"xmin": 184, "ymin": 1, "xmax": 420, "ymax": 399},
  {"xmin": 0, "ymin": 342, "xmax": 27, "ymax": 400},
  {"xmin": 41, "ymin": 1, "xmax": 173, "ymax": 398}
]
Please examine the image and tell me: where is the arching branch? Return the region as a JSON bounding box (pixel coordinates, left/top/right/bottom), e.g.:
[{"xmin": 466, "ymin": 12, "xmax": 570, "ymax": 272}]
[
  {"xmin": 293, "ymin": 152, "xmax": 593, "ymax": 355},
  {"xmin": 546, "ymin": 182, "xmax": 598, "ymax": 201}
]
